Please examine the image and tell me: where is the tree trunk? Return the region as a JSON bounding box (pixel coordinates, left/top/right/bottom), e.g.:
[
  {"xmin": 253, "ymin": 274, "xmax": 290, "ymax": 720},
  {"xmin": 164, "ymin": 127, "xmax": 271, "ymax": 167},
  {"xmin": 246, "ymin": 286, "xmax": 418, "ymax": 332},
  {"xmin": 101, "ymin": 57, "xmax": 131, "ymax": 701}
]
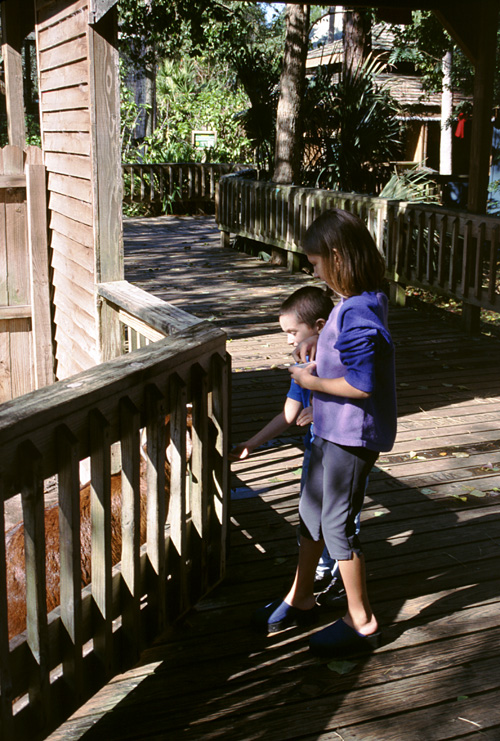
[
  {"xmin": 440, "ymin": 48, "xmax": 453, "ymax": 175},
  {"xmin": 343, "ymin": 8, "xmax": 371, "ymax": 73},
  {"xmin": 272, "ymin": 4, "xmax": 309, "ymax": 185}
]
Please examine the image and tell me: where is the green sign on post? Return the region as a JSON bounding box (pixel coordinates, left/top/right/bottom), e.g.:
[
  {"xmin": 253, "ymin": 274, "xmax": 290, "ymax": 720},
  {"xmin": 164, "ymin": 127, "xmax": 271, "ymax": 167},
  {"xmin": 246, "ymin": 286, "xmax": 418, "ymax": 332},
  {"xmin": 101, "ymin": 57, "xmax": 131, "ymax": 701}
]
[{"xmin": 193, "ymin": 131, "xmax": 217, "ymax": 149}]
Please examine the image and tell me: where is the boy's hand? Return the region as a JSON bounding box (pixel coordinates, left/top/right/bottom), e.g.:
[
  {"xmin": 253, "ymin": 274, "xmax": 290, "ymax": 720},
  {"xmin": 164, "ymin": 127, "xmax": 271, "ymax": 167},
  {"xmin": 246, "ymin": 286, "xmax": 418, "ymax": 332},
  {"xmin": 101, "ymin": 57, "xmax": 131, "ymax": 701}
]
[
  {"xmin": 229, "ymin": 443, "xmax": 252, "ymax": 461},
  {"xmin": 289, "ymin": 361, "xmax": 316, "ymax": 388},
  {"xmin": 293, "ymin": 335, "xmax": 318, "ymax": 363},
  {"xmin": 296, "ymin": 405, "xmax": 313, "ymax": 426}
]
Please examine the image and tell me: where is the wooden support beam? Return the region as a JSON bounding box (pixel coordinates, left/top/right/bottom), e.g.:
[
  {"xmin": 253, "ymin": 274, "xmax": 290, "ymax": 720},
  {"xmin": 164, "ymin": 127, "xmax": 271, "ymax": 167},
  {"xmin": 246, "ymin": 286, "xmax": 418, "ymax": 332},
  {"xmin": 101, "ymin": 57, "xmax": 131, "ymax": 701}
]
[
  {"xmin": 467, "ymin": 2, "xmax": 499, "ymax": 214},
  {"xmin": 1, "ymin": 1, "xmax": 27, "ymax": 147},
  {"xmin": 27, "ymin": 160, "xmax": 55, "ymax": 389},
  {"xmin": 88, "ymin": 6, "xmax": 124, "ymax": 363}
]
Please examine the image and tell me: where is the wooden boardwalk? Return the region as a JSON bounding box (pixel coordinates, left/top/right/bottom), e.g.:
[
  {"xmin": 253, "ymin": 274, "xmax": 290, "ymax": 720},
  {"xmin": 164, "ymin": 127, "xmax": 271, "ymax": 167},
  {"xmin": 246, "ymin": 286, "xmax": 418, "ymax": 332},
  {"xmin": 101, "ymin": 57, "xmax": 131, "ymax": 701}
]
[{"xmin": 48, "ymin": 216, "xmax": 500, "ymax": 740}]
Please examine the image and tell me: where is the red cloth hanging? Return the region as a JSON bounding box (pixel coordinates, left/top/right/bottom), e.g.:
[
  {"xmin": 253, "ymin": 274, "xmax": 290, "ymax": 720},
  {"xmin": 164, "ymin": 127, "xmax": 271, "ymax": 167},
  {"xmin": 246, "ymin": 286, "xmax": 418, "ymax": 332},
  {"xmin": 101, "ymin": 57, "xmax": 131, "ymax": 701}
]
[{"xmin": 455, "ymin": 112, "xmax": 467, "ymax": 139}]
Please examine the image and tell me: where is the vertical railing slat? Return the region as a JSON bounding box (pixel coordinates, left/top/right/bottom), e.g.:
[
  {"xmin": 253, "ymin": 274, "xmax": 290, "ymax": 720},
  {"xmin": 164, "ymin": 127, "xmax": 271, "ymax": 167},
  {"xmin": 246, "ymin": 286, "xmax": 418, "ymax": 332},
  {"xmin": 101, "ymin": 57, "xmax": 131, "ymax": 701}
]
[
  {"xmin": 475, "ymin": 222, "xmax": 485, "ymax": 300},
  {"xmin": 19, "ymin": 440, "xmax": 50, "ymax": 729},
  {"xmin": 208, "ymin": 352, "xmax": 231, "ymax": 583},
  {"xmin": 145, "ymin": 384, "xmax": 167, "ymax": 633},
  {"xmin": 488, "ymin": 225, "xmax": 499, "ymax": 305},
  {"xmin": 0, "ymin": 481, "xmax": 14, "ymax": 740},
  {"xmin": 167, "ymin": 375, "xmax": 188, "ymax": 614},
  {"xmin": 89, "ymin": 409, "xmax": 113, "ymax": 678},
  {"xmin": 56, "ymin": 424, "xmax": 83, "ymax": 706},
  {"xmin": 119, "ymin": 396, "xmax": 142, "ymax": 664},
  {"xmin": 191, "ymin": 365, "xmax": 209, "ymax": 595}
]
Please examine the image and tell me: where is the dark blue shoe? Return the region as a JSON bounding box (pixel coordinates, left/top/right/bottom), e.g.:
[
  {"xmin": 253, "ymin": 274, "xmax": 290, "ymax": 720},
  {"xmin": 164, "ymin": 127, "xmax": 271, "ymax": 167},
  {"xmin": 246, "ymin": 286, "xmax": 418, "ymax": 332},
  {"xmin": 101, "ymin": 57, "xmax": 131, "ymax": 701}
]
[
  {"xmin": 309, "ymin": 618, "xmax": 381, "ymax": 657},
  {"xmin": 251, "ymin": 599, "xmax": 319, "ymax": 634}
]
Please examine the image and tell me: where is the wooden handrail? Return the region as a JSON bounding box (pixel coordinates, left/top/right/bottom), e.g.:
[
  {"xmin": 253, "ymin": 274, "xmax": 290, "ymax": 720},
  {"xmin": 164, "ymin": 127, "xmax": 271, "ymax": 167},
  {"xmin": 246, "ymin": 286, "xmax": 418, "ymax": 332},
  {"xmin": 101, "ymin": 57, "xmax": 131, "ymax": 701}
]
[
  {"xmin": 98, "ymin": 281, "xmax": 204, "ymax": 335},
  {"xmin": 217, "ymin": 175, "xmax": 500, "ymax": 313},
  {"xmin": 122, "ymin": 162, "xmax": 251, "ymax": 207},
  {"xmin": 0, "ymin": 288, "xmax": 229, "ymax": 740}
]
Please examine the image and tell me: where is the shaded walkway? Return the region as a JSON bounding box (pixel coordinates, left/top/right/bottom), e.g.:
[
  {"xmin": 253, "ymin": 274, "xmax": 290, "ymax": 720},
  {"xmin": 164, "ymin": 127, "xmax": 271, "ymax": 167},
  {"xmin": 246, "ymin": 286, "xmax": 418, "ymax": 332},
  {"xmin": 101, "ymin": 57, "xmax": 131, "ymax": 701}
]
[{"xmin": 49, "ymin": 216, "xmax": 500, "ymax": 740}]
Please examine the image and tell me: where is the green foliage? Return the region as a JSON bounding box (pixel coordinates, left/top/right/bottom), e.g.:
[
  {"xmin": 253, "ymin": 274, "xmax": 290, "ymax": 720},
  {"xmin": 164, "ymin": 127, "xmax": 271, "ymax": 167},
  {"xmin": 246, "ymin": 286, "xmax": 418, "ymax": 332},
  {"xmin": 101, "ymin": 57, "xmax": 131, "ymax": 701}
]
[
  {"xmin": 231, "ymin": 46, "xmax": 282, "ymax": 172},
  {"xmin": 388, "ymin": 11, "xmax": 474, "ymax": 98},
  {"xmin": 118, "ymin": 0, "xmax": 269, "ymax": 69},
  {"xmin": 379, "ymin": 164, "xmax": 440, "ymax": 203},
  {"xmin": 121, "ymin": 56, "xmax": 253, "ymax": 165},
  {"xmin": 0, "ymin": 115, "xmax": 41, "ymax": 148},
  {"xmin": 302, "ymin": 56, "xmax": 402, "ymax": 193},
  {"xmin": 119, "ymin": 2, "xmax": 285, "ymax": 172}
]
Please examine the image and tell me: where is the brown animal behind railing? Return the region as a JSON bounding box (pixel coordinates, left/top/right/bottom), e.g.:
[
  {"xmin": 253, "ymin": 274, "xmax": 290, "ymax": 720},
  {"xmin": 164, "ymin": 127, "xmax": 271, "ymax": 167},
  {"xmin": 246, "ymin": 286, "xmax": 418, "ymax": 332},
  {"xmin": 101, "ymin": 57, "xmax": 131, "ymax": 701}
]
[{"xmin": 5, "ymin": 414, "xmax": 192, "ymax": 641}]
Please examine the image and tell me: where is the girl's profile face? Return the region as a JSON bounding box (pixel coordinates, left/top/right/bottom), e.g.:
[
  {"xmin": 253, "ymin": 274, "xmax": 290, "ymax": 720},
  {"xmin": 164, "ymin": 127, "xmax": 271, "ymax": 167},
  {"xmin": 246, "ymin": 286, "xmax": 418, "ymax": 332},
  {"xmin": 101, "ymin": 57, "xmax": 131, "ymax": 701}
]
[{"xmin": 308, "ymin": 254, "xmax": 329, "ymax": 286}]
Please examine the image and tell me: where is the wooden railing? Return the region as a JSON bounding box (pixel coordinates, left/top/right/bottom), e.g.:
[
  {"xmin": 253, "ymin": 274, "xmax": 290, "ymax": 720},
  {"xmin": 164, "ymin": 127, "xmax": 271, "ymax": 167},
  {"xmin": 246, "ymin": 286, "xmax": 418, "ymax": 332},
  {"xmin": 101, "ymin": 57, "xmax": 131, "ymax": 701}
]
[
  {"xmin": 0, "ymin": 282, "xmax": 229, "ymax": 740},
  {"xmin": 217, "ymin": 175, "xmax": 500, "ymax": 314},
  {"xmin": 122, "ymin": 162, "xmax": 250, "ymax": 210}
]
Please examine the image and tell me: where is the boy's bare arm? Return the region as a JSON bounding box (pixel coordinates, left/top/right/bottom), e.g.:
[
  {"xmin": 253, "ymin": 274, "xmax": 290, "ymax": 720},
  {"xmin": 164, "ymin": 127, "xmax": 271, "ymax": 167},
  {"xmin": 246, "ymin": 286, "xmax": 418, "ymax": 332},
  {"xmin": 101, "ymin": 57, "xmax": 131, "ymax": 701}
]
[{"xmin": 230, "ymin": 397, "xmax": 303, "ymax": 460}]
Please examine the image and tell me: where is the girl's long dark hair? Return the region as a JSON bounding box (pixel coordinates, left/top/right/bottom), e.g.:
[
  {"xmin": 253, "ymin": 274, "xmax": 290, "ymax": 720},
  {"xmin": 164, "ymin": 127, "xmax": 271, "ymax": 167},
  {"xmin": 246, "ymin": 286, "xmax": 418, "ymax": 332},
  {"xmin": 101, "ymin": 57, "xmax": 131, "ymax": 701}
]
[{"xmin": 303, "ymin": 209, "xmax": 386, "ymax": 296}]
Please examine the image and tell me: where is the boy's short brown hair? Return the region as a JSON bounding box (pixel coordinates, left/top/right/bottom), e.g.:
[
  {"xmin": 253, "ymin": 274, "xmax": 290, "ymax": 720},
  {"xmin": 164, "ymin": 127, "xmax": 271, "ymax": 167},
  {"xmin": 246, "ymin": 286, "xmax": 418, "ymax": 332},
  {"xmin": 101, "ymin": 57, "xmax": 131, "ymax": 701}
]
[{"xmin": 279, "ymin": 286, "xmax": 333, "ymax": 327}]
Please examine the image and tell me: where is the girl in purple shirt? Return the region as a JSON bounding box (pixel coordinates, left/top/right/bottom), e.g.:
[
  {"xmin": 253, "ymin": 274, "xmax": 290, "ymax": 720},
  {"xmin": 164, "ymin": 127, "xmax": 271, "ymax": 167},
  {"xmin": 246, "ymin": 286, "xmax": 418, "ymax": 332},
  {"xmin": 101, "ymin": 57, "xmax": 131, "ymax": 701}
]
[{"xmin": 253, "ymin": 208, "xmax": 397, "ymax": 658}]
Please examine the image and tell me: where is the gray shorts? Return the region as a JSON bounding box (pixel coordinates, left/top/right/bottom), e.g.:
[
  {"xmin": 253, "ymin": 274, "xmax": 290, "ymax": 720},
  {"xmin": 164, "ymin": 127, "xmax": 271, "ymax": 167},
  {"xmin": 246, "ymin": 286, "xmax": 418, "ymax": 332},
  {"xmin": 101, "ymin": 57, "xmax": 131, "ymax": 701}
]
[{"xmin": 299, "ymin": 436, "xmax": 378, "ymax": 561}]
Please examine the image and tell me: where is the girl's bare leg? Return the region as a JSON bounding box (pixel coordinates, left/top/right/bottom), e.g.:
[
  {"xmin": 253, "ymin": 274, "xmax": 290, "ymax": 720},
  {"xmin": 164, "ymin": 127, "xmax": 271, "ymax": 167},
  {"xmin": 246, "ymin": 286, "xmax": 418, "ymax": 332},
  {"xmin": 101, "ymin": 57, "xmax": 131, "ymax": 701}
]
[
  {"xmin": 338, "ymin": 553, "xmax": 378, "ymax": 636},
  {"xmin": 284, "ymin": 535, "xmax": 324, "ymax": 610}
]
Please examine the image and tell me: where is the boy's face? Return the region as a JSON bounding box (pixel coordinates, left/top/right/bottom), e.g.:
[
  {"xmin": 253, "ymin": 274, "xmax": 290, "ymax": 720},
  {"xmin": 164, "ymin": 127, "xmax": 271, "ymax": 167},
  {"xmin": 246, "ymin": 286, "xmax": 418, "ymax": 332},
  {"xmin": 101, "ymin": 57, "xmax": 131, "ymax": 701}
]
[{"xmin": 279, "ymin": 311, "xmax": 321, "ymax": 347}]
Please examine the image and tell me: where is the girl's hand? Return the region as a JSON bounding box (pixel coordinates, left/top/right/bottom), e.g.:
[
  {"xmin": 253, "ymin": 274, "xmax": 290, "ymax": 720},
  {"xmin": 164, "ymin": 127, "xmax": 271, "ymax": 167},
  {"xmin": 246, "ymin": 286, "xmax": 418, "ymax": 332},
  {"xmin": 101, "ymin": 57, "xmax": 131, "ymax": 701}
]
[
  {"xmin": 229, "ymin": 443, "xmax": 252, "ymax": 461},
  {"xmin": 289, "ymin": 361, "xmax": 316, "ymax": 388},
  {"xmin": 296, "ymin": 405, "xmax": 313, "ymax": 426},
  {"xmin": 293, "ymin": 335, "xmax": 318, "ymax": 363}
]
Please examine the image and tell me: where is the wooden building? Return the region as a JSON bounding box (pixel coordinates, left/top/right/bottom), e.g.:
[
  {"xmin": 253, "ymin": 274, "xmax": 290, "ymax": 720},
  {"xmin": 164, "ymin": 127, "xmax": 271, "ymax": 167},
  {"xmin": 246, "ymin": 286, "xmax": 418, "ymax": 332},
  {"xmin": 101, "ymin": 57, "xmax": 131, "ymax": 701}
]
[
  {"xmin": 1, "ymin": 0, "xmax": 122, "ymax": 402},
  {"xmin": 306, "ymin": 22, "xmax": 472, "ymax": 175}
]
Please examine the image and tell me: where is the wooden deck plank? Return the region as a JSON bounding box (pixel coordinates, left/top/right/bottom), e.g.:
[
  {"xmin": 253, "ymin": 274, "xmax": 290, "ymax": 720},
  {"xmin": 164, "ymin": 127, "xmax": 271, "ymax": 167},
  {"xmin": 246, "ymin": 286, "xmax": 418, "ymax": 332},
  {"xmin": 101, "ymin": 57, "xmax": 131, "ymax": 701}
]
[{"xmin": 46, "ymin": 216, "xmax": 500, "ymax": 741}]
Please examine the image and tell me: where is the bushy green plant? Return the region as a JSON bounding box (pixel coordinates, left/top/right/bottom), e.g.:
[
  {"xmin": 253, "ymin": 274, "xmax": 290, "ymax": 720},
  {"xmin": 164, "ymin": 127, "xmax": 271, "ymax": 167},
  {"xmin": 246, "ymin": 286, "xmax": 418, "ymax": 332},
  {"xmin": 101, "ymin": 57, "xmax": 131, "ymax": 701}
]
[
  {"xmin": 302, "ymin": 55, "xmax": 403, "ymax": 193},
  {"xmin": 121, "ymin": 56, "xmax": 253, "ymax": 165},
  {"xmin": 231, "ymin": 46, "xmax": 282, "ymax": 172},
  {"xmin": 379, "ymin": 164, "xmax": 440, "ymax": 203}
]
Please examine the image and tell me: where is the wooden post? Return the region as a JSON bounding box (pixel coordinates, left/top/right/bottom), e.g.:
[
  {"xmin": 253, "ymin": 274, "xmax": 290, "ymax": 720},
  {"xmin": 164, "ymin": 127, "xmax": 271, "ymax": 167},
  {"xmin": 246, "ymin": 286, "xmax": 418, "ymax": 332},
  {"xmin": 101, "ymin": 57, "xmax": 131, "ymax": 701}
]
[
  {"xmin": 1, "ymin": 1, "xmax": 31, "ymax": 147},
  {"xmin": 26, "ymin": 156, "xmax": 55, "ymax": 389},
  {"xmin": 88, "ymin": 7, "xmax": 124, "ymax": 362},
  {"xmin": 1, "ymin": 145, "xmax": 33, "ymax": 400},
  {"xmin": 464, "ymin": 2, "xmax": 499, "ymax": 333},
  {"xmin": 287, "ymin": 250, "xmax": 301, "ymax": 273}
]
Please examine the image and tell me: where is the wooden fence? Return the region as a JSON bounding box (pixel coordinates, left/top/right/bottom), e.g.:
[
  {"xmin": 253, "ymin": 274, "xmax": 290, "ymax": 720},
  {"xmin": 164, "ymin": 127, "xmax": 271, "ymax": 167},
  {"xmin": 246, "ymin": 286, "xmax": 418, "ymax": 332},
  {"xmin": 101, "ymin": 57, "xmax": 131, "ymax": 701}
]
[
  {"xmin": 216, "ymin": 174, "xmax": 500, "ymax": 314},
  {"xmin": 0, "ymin": 282, "xmax": 229, "ymax": 741},
  {"xmin": 122, "ymin": 162, "xmax": 250, "ymax": 212},
  {"xmin": 0, "ymin": 145, "xmax": 53, "ymax": 404}
]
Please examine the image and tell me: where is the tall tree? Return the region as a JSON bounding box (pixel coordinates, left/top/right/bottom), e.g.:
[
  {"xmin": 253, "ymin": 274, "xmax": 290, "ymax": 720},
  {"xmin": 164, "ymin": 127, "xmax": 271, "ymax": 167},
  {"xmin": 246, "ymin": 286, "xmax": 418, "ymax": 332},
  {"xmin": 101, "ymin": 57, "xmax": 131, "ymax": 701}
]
[
  {"xmin": 273, "ymin": 4, "xmax": 310, "ymax": 184},
  {"xmin": 343, "ymin": 8, "xmax": 372, "ymax": 73}
]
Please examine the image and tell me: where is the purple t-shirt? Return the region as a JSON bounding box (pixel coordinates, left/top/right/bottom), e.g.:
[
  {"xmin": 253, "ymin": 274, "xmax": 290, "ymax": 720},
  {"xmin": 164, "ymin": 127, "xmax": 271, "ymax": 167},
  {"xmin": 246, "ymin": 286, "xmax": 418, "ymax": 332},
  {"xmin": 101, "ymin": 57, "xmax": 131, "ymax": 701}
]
[{"xmin": 313, "ymin": 291, "xmax": 397, "ymax": 452}]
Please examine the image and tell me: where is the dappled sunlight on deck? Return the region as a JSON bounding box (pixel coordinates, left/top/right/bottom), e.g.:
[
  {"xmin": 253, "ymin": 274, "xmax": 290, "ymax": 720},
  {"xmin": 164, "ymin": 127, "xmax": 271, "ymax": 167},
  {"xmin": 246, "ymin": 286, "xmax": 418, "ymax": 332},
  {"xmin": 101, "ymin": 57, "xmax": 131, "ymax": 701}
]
[{"xmin": 48, "ymin": 215, "xmax": 500, "ymax": 741}]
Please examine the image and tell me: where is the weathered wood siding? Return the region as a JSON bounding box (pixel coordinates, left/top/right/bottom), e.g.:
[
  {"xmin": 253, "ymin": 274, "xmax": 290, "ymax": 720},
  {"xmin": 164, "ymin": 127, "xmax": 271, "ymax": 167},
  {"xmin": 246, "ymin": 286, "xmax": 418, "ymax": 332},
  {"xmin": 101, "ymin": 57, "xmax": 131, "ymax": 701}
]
[
  {"xmin": 0, "ymin": 147, "xmax": 33, "ymax": 400},
  {"xmin": 34, "ymin": 0, "xmax": 123, "ymax": 380},
  {"xmin": 0, "ymin": 145, "xmax": 53, "ymax": 403}
]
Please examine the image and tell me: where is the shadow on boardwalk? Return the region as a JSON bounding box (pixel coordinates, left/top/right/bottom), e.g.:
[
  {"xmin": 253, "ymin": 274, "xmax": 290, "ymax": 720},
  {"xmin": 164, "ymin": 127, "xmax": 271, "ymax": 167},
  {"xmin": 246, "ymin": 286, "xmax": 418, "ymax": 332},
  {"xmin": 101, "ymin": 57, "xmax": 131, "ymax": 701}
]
[{"xmin": 48, "ymin": 216, "xmax": 500, "ymax": 741}]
